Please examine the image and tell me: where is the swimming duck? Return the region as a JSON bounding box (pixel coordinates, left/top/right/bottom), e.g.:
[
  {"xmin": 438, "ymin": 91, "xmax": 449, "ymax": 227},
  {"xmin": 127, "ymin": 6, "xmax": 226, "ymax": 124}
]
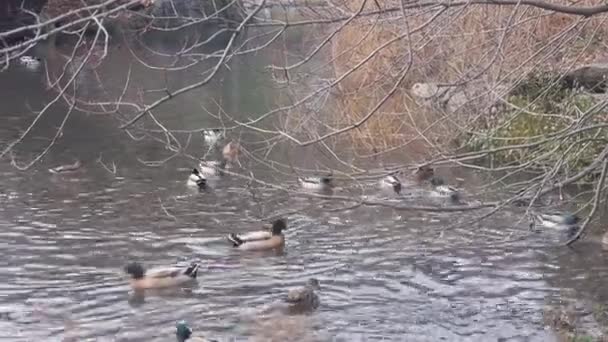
[
  {"xmin": 222, "ymin": 141, "xmax": 240, "ymax": 163},
  {"xmin": 536, "ymin": 212, "xmax": 579, "ymax": 228},
  {"xmin": 49, "ymin": 160, "xmax": 81, "ymax": 174},
  {"xmin": 227, "ymin": 218, "xmax": 286, "ymax": 251},
  {"xmin": 124, "ymin": 262, "xmax": 200, "ymax": 290},
  {"xmin": 285, "ymin": 278, "xmax": 320, "ymax": 311},
  {"xmin": 534, "ymin": 212, "xmax": 580, "ymax": 238},
  {"xmin": 380, "ymin": 175, "xmax": 401, "ymax": 194},
  {"xmin": 198, "ymin": 160, "xmax": 227, "ymax": 177},
  {"xmin": 298, "ymin": 175, "xmax": 333, "ymax": 191},
  {"xmin": 413, "ymin": 165, "xmax": 435, "ymax": 183},
  {"xmin": 187, "ymin": 169, "xmax": 207, "ymax": 189},
  {"xmin": 429, "ymin": 176, "xmax": 461, "ymax": 203},
  {"xmin": 19, "ymin": 55, "xmax": 41, "ymax": 69},
  {"xmin": 202, "ymin": 129, "xmax": 224, "ymax": 145}
]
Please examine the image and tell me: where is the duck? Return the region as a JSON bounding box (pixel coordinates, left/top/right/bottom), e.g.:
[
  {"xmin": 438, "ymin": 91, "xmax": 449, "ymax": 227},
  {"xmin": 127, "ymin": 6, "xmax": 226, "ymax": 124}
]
[
  {"xmin": 176, "ymin": 320, "xmax": 216, "ymax": 342},
  {"xmin": 198, "ymin": 159, "xmax": 227, "ymax": 177},
  {"xmin": 49, "ymin": 160, "xmax": 82, "ymax": 174},
  {"xmin": 298, "ymin": 175, "xmax": 333, "ymax": 191},
  {"xmin": 536, "ymin": 212, "xmax": 579, "ymax": 228},
  {"xmin": 187, "ymin": 169, "xmax": 207, "ymax": 189},
  {"xmin": 19, "ymin": 55, "xmax": 41, "ymax": 69},
  {"xmin": 534, "ymin": 212, "xmax": 580, "ymax": 238},
  {"xmin": 429, "ymin": 176, "xmax": 461, "ymax": 203},
  {"xmin": 413, "ymin": 165, "xmax": 435, "ymax": 183},
  {"xmin": 227, "ymin": 218, "xmax": 286, "ymax": 251},
  {"xmin": 202, "ymin": 129, "xmax": 224, "ymax": 145},
  {"xmin": 379, "ymin": 174, "xmax": 401, "ymax": 194},
  {"xmin": 124, "ymin": 262, "xmax": 200, "ymax": 290},
  {"xmin": 285, "ymin": 278, "xmax": 320, "ymax": 311},
  {"xmin": 222, "ymin": 141, "xmax": 240, "ymax": 163}
]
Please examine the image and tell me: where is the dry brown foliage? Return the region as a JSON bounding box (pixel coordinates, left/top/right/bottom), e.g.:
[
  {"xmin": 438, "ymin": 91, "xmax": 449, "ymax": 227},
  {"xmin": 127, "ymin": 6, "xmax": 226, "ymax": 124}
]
[{"xmin": 327, "ymin": 0, "xmax": 608, "ymax": 150}]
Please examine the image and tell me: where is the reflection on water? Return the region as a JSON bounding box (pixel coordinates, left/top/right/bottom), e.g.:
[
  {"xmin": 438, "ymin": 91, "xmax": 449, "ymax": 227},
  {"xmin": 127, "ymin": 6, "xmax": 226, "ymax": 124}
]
[{"xmin": 0, "ymin": 29, "xmax": 607, "ymax": 342}]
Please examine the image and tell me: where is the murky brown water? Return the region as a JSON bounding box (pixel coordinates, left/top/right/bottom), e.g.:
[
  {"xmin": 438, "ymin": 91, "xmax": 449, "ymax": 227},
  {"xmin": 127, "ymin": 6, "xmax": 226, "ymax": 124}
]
[{"xmin": 1, "ymin": 25, "xmax": 608, "ymax": 342}]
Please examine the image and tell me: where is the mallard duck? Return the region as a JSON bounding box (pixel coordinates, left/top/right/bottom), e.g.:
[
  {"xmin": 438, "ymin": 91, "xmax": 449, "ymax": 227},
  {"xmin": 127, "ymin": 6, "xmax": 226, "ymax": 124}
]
[
  {"xmin": 198, "ymin": 160, "xmax": 227, "ymax": 177},
  {"xmin": 380, "ymin": 175, "xmax": 401, "ymax": 194},
  {"xmin": 429, "ymin": 176, "xmax": 461, "ymax": 203},
  {"xmin": 19, "ymin": 55, "xmax": 41, "ymax": 69},
  {"xmin": 187, "ymin": 169, "xmax": 206, "ymax": 189},
  {"xmin": 534, "ymin": 212, "xmax": 580, "ymax": 238},
  {"xmin": 227, "ymin": 218, "xmax": 286, "ymax": 251},
  {"xmin": 222, "ymin": 141, "xmax": 240, "ymax": 163},
  {"xmin": 536, "ymin": 212, "xmax": 579, "ymax": 228},
  {"xmin": 176, "ymin": 320, "xmax": 216, "ymax": 342},
  {"xmin": 49, "ymin": 160, "xmax": 81, "ymax": 174},
  {"xmin": 285, "ymin": 278, "xmax": 320, "ymax": 311},
  {"xmin": 298, "ymin": 175, "xmax": 333, "ymax": 190},
  {"xmin": 202, "ymin": 129, "xmax": 224, "ymax": 145},
  {"xmin": 413, "ymin": 165, "xmax": 435, "ymax": 183},
  {"xmin": 124, "ymin": 262, "xmax": 200, "ymax": 290}
]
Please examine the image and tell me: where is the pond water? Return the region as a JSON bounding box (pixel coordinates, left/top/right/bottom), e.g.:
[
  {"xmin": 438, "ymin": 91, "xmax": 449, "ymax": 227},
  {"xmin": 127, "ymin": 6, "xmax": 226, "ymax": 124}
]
[{"xmin": 1, "ymin": 22, "xmax": 608, "ymax": 342}]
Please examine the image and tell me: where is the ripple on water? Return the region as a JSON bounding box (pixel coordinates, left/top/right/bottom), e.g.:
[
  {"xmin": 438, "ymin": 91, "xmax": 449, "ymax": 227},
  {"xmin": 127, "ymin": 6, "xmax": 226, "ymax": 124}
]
[{"xmin": 0, "ymin": 157, "xmax": 581, "ymax": 341}]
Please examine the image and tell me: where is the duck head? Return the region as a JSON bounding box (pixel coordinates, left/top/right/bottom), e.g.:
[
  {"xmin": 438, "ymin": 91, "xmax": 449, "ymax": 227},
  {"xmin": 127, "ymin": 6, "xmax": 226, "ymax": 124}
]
[
  {"xmin": 563, "ymin": 214, "xmax": 580, "ymax": 225},
  {"xmin": 124, "ymin": 262, "xmax": 145, "ymax": 279},
  {"xmin": 176, "ymin": 320, "xmax": 192, "ymax": 342},
  {"xmin": 320, "ymin": 176, "xmax": 332, "ymax": 185},
  {"xmin": 414, "ymin": 165, "xmax": 434, "ymax": 182},
  {"xmin": 192, "ymin": 168, "xmax": 200, "ymax": 176},
  {"xmin": 271, "ymin": 218, "xmax": 287, "ymax": 235}
]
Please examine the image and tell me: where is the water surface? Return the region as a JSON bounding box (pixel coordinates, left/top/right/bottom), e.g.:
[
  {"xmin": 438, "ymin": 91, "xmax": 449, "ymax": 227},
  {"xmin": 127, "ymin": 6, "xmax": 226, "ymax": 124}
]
[{"xmin": 0, "ymin": 25, "xmax": 607, "ymax": 342}]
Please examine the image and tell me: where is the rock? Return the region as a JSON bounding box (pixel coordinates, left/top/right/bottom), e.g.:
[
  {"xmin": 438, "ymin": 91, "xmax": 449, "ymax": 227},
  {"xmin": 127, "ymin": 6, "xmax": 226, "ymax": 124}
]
[
  {"xmin": 411, "ymin": 82, "xmax": 508, "ymax": 116},
  {"xmin": 563, "ymin": 64, "xmax": 608, "ymax": 93}
]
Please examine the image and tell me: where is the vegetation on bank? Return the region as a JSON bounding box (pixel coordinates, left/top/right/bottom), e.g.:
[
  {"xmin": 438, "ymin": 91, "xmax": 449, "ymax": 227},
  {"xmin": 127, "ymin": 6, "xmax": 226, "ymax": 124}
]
[{"xmin": 464, "ymin": 70, "xmax": 608, "ymax": 178}]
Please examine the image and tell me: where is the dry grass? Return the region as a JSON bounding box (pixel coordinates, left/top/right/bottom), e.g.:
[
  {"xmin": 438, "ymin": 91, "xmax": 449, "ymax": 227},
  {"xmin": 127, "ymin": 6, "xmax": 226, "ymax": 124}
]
[{"xmin": 323, "ymin": 0, "xmax": 608, "ymax": 152}]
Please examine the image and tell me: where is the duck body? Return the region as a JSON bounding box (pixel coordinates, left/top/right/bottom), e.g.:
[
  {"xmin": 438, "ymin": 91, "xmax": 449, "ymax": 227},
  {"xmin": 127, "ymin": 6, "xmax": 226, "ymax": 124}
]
[
  {"xmin": 227, "ymin": 219, "xmax": 286, "ymax": 251},
  {"xmin": 428, "ymin": 176, "xmax": 460, "ymax": 203},
  {"xmin": 198, "ymin": 160, "xmax": 226, "ymax": 177},
  {"xmin": 125, "ymin": 262, "xmax": 199, "ymax": 290},
  {"xmin": 413, "ymin": 165, "xmax": 435, "ymax": 184},
  {"xmin": 298, "ymin": 176, "xmax": 332, "ymax": 190},
  {"xmin": 534, "ymin": 212, "xmax": 580, "ymax": 238},
  {"xmin": 19, "ymin": 55, "xmax": 41, "ymax": 69},
  {"xmin": 187, "ymin": 169, "xmax": 206, "ymax": 189},
  {"xmin": 537, "ymin": 212, "xmax": 579, "ymax": 228},
  {"xmin": 222, "ymin": 141, "xmax": 240, "ymax": 163},
  {"xmin": 203, "ymin": 129, "xmax": 224, "ymax": 145},
  {"xmin": 49, "ymin": 160, "xmax": 81, "ymax": 174},
  {"xmin": 380, "ymin": 175, "xmax": 401, "ymax": 194},
  {"xmin": 285, "ymin": 278, "xmax": 320, "ymax": 311}
]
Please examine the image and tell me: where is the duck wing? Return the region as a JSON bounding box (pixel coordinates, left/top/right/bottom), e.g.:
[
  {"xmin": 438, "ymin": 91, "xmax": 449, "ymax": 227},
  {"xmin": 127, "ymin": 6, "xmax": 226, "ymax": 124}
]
[
  {"xmin": 147, "ymin": 267, "xmax": 182, "ymax": 279},
  {"xmin": 237, "ymin": 231, "xmax": 272, "ymax": 242}
]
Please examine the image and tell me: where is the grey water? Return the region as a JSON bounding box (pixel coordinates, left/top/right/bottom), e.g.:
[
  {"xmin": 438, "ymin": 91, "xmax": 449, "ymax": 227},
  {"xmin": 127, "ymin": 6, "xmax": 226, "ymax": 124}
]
[{"xmin": 1, "ymin": 27, "xmax": 608, "ymax": 342}]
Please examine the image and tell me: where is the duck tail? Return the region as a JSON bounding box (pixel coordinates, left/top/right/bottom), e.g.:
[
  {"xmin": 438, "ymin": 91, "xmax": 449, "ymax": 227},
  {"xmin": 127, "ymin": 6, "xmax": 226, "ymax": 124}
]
[
  {"xmin": 196, "ymin": 178, "xmax": 206, "ymax": 189},
  {"xmin": 227, "ymin": 233, "xmax": 243, "ymax": 247},
  {"xmin": 184, "ymin": 263, "xmax": 200, "ymax": 278},
  {"xmin": 393, "ymin": 182, "xmax": 401, "ymax": 194},
  {"xmin": 449, "ymin": 191, "xmax": 461, "ymax": 203}
]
